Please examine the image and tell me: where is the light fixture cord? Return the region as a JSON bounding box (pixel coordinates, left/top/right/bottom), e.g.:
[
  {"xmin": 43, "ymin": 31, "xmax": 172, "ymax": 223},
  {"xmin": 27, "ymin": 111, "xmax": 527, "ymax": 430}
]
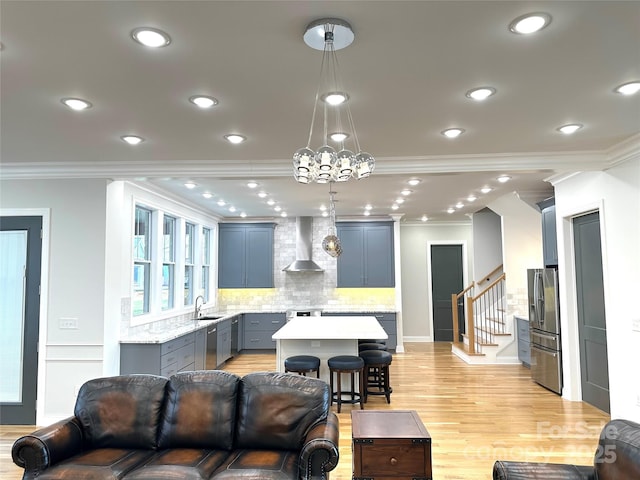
[{"xmin": 304, "ymin": 34, "xmax": 331, "ymax": 149}]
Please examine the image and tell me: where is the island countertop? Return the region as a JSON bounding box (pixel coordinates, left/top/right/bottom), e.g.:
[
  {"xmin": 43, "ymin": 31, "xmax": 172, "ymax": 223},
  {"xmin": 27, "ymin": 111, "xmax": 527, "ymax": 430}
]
[{"xmin": 272, "ymin": 316, "xmax": 388, "ymax": 341}]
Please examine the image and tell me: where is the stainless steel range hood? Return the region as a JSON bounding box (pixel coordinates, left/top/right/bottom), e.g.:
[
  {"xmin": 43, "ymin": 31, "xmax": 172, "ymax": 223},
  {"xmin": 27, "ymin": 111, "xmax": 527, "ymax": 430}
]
[{"xmin": 282, "ymin": 217, "xmax": 324, "ymax": 272}]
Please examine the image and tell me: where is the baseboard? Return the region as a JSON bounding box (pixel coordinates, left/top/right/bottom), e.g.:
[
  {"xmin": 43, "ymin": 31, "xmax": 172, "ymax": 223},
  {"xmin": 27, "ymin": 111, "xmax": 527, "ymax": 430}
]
[{"xmin": 402, "ymin": 336, "xmax": 433, "ymax": 343}]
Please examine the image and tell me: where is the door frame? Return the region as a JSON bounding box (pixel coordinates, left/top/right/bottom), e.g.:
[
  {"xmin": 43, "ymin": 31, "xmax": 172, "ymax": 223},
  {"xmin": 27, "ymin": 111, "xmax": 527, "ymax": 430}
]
[
  {"xmin": 557, "ymin": 200, "xmax": 611, "ymax": 402},
  {"xmin": 1, "ymin": 208, "xmax": 50, "ymax": 425},
  {"xmin": 427, "ymin": 240, "xmax": 468, "ymax": 343}
]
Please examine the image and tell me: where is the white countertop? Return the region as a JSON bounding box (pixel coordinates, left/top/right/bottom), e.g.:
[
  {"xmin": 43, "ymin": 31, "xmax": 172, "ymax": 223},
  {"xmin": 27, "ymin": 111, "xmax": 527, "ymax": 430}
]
[{"xmin": 272, "ymin": 316, "xmax": 388, "ymax": 340}]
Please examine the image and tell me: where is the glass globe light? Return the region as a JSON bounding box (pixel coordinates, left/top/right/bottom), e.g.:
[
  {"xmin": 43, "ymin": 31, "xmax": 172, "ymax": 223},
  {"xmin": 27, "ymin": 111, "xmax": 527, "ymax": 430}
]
[
  {"xmin": 322, "ymin": 234, "xmax": 342, "ymax": 257},
  {"xmin": 355, "ymin": 152, "xmax": 375, "ymax": 179},
  {"xmin": 315, "ymin": 145, "xmax": 337, "ymax": 173}
]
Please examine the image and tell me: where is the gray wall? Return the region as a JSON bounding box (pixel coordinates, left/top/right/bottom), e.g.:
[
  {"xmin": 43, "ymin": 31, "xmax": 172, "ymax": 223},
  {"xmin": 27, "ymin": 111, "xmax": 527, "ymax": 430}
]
[{"xmin": 471, "ymin": 208, "xmax": 503, "ymax": 281}]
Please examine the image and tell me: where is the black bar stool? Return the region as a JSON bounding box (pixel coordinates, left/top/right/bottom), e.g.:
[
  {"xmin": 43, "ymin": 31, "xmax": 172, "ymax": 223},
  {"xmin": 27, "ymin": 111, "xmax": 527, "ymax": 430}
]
[
  {"xmin": 284, "ymin": 355, "xmax": 320, "ymax": 378},
  {"xmin": 358, "ymin": 342, "xmax": 388, "ymax": 353},
  {"xmin": 359, "ymin": 350, "xmax": 393, "ymax": 404},
  {"xmin": 327, "ymin": 355, "xmax": 364, "ymax": 413}
]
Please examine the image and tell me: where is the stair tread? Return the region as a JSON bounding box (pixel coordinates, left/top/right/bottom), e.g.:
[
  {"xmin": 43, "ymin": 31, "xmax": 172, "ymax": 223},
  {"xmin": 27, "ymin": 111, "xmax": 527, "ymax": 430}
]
[{"xmin": 452, "ymin": 341, "xmax": 485, "ymax": 356}]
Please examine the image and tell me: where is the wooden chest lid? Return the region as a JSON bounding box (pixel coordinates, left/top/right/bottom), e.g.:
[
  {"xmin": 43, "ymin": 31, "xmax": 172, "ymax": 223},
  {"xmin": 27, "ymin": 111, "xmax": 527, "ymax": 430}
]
[{"xmin": 351, "ymin": 410, "xmax": 430, "ymax": 440}]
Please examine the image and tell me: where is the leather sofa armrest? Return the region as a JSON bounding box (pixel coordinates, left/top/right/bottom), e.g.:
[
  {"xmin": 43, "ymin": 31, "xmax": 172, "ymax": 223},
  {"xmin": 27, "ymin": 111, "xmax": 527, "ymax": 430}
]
[
  {"xmin": 12, "ymin": 416, "xmax": 84, "ymax": 474},
  {"xmin": 298, "ymin": 412, "xmax": 340, "ymax": 480},
  {"xmin": 493, "ymin": 460, "xmax": 596, "ymax": 480}
]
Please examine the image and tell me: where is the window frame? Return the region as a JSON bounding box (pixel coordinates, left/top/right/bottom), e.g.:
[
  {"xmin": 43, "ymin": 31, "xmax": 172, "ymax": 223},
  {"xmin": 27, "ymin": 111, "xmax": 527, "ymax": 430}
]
[{"xmin": 132, "ymin": 206, "xmax": 152, "ymax": 316}]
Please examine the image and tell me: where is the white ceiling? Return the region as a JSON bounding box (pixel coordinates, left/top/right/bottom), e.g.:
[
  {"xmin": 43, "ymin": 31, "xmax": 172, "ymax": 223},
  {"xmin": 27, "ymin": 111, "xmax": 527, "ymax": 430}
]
[{"xmin": 1, "ymin": 1, "xmax": 639, "ymax": 222}]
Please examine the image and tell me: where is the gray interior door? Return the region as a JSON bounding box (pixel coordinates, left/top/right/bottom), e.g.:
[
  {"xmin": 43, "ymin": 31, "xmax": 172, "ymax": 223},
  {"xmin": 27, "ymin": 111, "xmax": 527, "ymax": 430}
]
[
  {"xmin": 431, "ymin": 244, "xmax": 464, "ymax": 341},
  {"xmin": 573, "ymin": 212, "xmax": 610, "ymax": 413},
  {"xmin": 0, "ymin": 216, "xmax": 42, "ymax": 424}
]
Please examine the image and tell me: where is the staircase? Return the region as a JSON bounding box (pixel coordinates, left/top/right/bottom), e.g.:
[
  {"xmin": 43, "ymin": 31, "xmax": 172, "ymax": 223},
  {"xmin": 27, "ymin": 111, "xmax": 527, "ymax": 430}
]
[{"xmin": 451, "ymin": 267, "xmax": 519, "ymax": 364}]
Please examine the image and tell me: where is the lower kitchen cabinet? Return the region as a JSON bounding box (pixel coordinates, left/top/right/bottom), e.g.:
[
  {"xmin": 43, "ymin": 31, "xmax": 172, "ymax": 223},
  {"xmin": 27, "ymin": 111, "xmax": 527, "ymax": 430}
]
[
  {"xmin": 516, "ymin": 316, "xmax": 531, "ymax": 367},
  {"xmin": 243, "ymin": 312, "xmax": 286, "ymax": 350},
  {"xmin": 217, "ymin": 318, "xmax": 232, "ymax": 367},
  {"xmin": 120, "ymin": 331, "xmax": 196, "ymax": 376}
]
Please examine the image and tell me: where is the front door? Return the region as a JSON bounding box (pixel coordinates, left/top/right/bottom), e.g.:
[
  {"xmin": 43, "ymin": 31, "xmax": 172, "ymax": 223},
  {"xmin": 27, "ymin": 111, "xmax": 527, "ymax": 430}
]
[
  {"xmin": 0, "ymin": 216, "xmax": 42, "ymax": 424},
  {"xmin": 431, "ymin": 244, "xmax": 464, "ymax": 341},
  {"xmin": 573, "ymin": 211, "xmax": 609, "ymax": 413}
]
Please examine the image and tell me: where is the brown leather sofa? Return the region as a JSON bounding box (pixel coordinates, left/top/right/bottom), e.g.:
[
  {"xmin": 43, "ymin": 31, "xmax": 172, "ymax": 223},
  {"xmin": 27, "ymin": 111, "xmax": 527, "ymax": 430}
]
[
  {"xmin": 493, "ymin": 418, "xmax": 640, "ymax": 480},
  {"xmin": 11, "ymin": 370, "xmax": 340, "ymax": 480}
]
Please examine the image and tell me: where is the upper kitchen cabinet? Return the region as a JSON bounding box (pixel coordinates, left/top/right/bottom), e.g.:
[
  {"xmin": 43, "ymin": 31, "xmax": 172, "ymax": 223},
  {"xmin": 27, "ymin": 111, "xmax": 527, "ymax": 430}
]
[
  {"xmin": 537, "ymin": 198, "xmax": 558, "ymax": 267},
  {"xmin": 336, "ymin": 222, "xmax": 395, "ymax": 287},
  {"xmin": 218, "ymin": 223, "xmax": 275, "ymax": 288}
]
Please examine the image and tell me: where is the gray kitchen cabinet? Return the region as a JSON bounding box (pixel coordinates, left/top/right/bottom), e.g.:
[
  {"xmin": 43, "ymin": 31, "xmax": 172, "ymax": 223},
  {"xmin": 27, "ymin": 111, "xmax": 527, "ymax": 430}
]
[
  {"xmin": 120, "ymin": 331, "xmax": 196, "ymax": 376},
  {"xmin": 218, "ymin": 223, "xmax": 275, "ymax": 288},
  {"xmin": 336, "ymin": 222, "xmax": 394, "ymax": 287},
  {"xmin": 242, "ymin": 312, "xmax": 286, "ymax": 350},
  {"xmin": 516, "ymin": 316, "xmax": 531, "ymax": 367},
  {"xmin": 194, "ymin": 326, "xmax": 206, "ymax": 370},
  {"xmin": 322, "ymin": 311, "xmax": 397, "ymax": 351},
  {"xmin": 537, "ymin": 197, "xmax": 558, "ymax": 267},
  {"xmin": 216, "ymin": 318, "xmax": 232, "ymax": 367}
]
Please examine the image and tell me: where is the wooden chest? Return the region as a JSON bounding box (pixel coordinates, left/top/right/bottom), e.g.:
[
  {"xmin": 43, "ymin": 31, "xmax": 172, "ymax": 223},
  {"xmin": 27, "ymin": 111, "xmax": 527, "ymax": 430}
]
[{"xmin": 352, "ymin": 410, "xmax": 432, "ymax": 480}]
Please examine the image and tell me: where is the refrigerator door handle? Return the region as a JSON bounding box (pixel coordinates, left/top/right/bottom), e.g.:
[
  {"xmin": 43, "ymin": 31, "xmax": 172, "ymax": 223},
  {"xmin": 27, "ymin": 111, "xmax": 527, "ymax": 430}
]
[{"xmin": 534, "ymin": 271, "xmax": 545, "ymax": 326}]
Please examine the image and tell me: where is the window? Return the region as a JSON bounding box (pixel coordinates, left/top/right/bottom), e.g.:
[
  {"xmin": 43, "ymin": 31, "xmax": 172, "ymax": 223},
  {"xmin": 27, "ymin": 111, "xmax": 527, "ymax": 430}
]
[
  {"xmin": 184, "ymin": 222, "xmax": 195, "ymax": 305},
  {"xmin": 133, "ymin": 206, "xmax": 151, "ymax": 316},
  {"xmin": 162, "ymin": 215, "xmax": 176, "ymax": 310},
  {"xmin": 202, "ymin": 227, "xmax": 212, "ymax": 301}
]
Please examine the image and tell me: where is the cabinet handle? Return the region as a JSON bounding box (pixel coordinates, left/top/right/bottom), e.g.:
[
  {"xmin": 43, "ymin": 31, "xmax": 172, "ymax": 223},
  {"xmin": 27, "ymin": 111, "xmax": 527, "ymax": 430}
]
[{"xmin": 389, "ymin": 457, "xmax": 398, "ymax": 466}]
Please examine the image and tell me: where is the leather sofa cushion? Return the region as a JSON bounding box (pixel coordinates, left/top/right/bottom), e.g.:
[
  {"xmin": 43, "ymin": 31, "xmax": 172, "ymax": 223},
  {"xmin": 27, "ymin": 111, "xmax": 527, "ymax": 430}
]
[
  {"xmin": 595, "ymin": 419, "xmax": 640, "ymax": 480},
  {"xmin": 157, "ymin": 370, "xmax": 240, "ymax": 450},
  {"xmin": 211, "ymin": 449, "xmax": 298, "ymax": 480},
  {"xmin": 235, "ymin": 372, "xmax": 330, "ymax": 450},
  {"xmin": 124, "ymin": 448, "xmax": 230, "ymax": 480},
  {"xmin": 74, "ymin": 375, "xmax": 167, "ymax": 449}
]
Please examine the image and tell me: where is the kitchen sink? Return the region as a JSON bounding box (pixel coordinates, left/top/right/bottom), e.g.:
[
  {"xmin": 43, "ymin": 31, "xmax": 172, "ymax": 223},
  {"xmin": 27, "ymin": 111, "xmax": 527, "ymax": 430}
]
[{"xmin": 197, "ymin": 315, "xmax": 222, "ymax": 320}]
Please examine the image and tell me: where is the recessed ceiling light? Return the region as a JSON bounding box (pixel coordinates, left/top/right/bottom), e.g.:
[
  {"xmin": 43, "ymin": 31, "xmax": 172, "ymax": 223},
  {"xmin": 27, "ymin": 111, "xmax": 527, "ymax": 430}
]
[
  {"xmin": 281, "ymin": 212, "xmax": 288, "ymax": 217},
  {"xmin": 442, "ymin": 128, "xmax": 465, "ymax": 138},
  {"xmin": 258, "ymin": 191, "xmax": 268, "ymax": 198},
  {"xmin": 217, "ymin": 199, "xmax": 226, "ymax": 206},
  {"xmin": 456, "ymin": 202, "xmax": 465, "ymax": 209},
  {"xmin": 497, "ymin": 175, "xmax": 511, "ymax": 183},
  {"xmin": 407, "ymin": 178, "xmax": 421, "ymax": 186},
  {"xmin": 319, "ymin": 204, "xmax": 327, "ymax": 211},
  {"xmin": 401, "ymin": 189, "xmax": 412, "ymax": 196},
  {"xmin": 614, "ymin": 81, "xmax": 640, "ymax": 96},
  {"xmin": 131, "ymin": 27, "xmax": 171, "ymax": 47},
  {"xmin": 189, "ymin": 95, "xmax": 218, "ymax": 108},
  {"xmin": 267, "ymin": 199, "xmax": 275, "ymax": 206},
  {"xmin": 224, "ymin": 134, "xmax": 246, "ymax": 144},
  {"xmin": 240, "ymin": 212, "xmax": 247, "ymax": 218},
  {"xmin": 480, "ymin": 187, "xmax": 493, "ymax": 194},
  {"xmin": 184, "ymin": 182, "xmax": 197, "ymax": 189},
  {"xmin": 557, "ymin": 124, "xmax": 583, "ymax": 135},
  {"xmin": 465, "ymin": 87, "xmax": 496, "ymax": 101},
  {"xmin": 121, "ymin": 135, "xmax": 144, "ymax": 145},
  {"xmin": 61, "ymin": 98, "xmax": 92, "ymax": 111},
  {"xmin": 202, "ymin": 192, "xmax": 213, "ymax": 199},
  {"xmin": 363, "ymin": 210, "xmax": 371, "ymax": 216},
  {"xmin": 322, "ymin": 211, "xmax": 329, "ymax": 217},
  {"xmin": 247, "ymin": 181, "xmax": 258, "ymax": 189},
  {"xmin": 391, "ymin": 204, "xmax": 399, "ymax": 210},
  {"xmin": 395, "ymin": 198, "xmax": 405, "ymax": 204},
  {"xmin": 421, "ymin": 215, "xmax": 429, "ymax": 222},
  {"xmin": 365, "ymin": 204, "xmax": 373, "ymax": 210},
  {"xmin": 330, "ymin": 132, "xmax": 349, "ymax": 142},
  {"xmin": 447, "ymin": 208, "xmax": 456, "ymax": 214},
  {"xmin": 321, "ymin": 92, "xmax": 348, "ymax": 105},
  {"xmin": 229, "ymin": 206, "xmax": 236, "ymax": 213},
  {"xmin": 509, "ymin": 13, "xmax": 552, "ymax": 35},
  {"xmin": 467, "ymin": 195, "xmax": 477, "ymax": 202},
  {"xmin": 274, "ymin": 205, "xmax": 282, "ymax": 212}
]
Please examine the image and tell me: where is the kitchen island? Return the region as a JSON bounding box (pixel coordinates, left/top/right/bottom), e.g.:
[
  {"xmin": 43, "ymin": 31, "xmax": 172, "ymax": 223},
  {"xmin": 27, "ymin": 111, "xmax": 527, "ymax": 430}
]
[{"xmin": 272, "ymin": 316, "xmax": 387, "ymax": 384}]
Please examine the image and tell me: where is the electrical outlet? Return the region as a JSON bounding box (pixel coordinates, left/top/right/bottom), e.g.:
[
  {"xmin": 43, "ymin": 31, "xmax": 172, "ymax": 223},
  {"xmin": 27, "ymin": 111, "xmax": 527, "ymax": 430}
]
[{"xmin": 59, "ymin": 317, "xmax": 78, "ymax": 329}]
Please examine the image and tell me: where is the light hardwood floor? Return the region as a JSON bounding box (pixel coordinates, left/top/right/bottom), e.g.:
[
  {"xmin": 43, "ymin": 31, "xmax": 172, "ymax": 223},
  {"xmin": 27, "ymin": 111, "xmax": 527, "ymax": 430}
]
[{"xmin": 1, "ymin": 343, "xmax": 610, "ymax": 480}]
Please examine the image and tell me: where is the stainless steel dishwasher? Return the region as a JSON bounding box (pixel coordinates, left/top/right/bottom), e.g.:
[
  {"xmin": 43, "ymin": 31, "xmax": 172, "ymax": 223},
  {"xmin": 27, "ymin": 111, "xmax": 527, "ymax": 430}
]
[{"xmin": 205, "ymin": 324, "xmax": 217, "ymax": 370}]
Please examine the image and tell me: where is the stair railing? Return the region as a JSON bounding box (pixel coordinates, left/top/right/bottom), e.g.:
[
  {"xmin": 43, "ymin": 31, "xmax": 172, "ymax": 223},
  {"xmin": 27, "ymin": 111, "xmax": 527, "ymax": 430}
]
[
  {"xmin": 466, "ymin": 273, "xmax": 507, "ymax": 354},
  {"xmin": 451, "ymin": 282, "xmax": 475, "ymax": 343}
]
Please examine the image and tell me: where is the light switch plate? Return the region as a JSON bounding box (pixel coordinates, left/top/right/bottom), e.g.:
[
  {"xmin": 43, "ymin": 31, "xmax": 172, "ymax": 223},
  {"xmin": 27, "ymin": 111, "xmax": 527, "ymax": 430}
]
[{"xmin": 59, "ymin": 317, "xmax": 78, "ymax": 329}]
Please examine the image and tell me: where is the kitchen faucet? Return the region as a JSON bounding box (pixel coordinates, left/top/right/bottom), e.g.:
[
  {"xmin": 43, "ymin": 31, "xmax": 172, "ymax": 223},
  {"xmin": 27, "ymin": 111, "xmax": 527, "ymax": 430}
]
[{"xmin": 194, "ymin": 295, "xmax": 205, "ymax": 319}]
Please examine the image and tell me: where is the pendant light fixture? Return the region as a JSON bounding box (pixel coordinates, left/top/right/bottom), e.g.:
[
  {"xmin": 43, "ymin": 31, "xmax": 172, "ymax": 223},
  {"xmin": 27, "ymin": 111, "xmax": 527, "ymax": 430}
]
[
  {"xmin": 293, "ymin": 18, "xmax": 375, "ymax": 184},
  {"xmin": 322, "ymin": 184, "xmax": 342, "ymax": 257}
]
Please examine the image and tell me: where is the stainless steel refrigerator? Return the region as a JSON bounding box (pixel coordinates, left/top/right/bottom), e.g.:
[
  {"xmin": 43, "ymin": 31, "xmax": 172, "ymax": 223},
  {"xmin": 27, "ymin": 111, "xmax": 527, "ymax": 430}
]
[{"xmin": 527, "ymin": 268, "xmax": 562, "ymax": 394}]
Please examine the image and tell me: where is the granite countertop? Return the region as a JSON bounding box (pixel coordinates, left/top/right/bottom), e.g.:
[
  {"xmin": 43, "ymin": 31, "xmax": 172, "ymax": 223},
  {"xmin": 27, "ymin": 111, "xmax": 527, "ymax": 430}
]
[{"xmin": 121, "ymin": 309, "xmax": 397, "ymax": 344}]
